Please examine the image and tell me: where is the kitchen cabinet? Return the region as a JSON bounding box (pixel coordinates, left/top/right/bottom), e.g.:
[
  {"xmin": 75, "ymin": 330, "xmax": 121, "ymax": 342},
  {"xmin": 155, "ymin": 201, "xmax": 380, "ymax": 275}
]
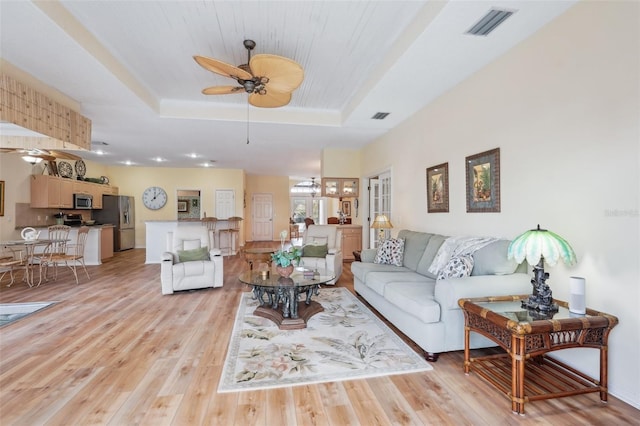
[
  {"xmin": 100, "ymin": 226, "xmax": 114, "ymax": 260},
  {"xmin": 30, "ymin": 175, "xmax": 74, "ymax": 208},
  {"xmin": 339, "ymin": 225, "xmax": 362, "ymax": 261},
  {"xmin": 321, "ymin": 178, "xmax": 359, "ymax": 198},
  {"xmin": 31, "ymin": 175, "xmax": 117, "ymax": 209}
]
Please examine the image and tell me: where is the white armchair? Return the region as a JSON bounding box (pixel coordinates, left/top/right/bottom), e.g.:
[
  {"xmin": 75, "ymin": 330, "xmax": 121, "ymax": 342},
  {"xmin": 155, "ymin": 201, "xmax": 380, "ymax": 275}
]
[
  {"xmin": 298, "ymin": 224, "xmax": 342, "ymax": 284},
  {"xmin": 161, "ymin": 226, "xmax": 223, "ymax": 295}
]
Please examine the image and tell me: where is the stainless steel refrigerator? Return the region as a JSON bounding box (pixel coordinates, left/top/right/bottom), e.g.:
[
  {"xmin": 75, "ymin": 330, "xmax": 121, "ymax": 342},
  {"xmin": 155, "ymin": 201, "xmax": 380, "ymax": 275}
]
[{"xmin": 92, "ymin": 195, "xmax": 135, "ymax": 251}]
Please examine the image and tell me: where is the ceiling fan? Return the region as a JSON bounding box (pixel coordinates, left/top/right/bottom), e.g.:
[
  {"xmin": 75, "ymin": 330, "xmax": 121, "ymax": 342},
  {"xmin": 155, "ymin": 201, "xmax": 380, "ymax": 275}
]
[
  {"xmin": 194, "ymin": 39, "xmax": 304, "ymax": 108},
  {"xmin": 0, "ymin": 148, "xmax": 81, "ymax": 163}
]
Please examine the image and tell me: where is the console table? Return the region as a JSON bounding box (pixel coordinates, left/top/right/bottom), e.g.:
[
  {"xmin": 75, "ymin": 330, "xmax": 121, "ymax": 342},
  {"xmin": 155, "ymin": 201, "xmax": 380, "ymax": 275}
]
[{"xmin": 459, "ymin": 295, "xmax": 618, "ymax": 415}]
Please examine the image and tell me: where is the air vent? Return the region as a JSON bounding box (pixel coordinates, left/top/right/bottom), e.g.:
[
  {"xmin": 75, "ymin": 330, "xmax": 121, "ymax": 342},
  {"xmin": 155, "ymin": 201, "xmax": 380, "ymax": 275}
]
[
  {"xmin": 467, "ymin": 9, "xmax": 514, "ymax": 36},
  {"xmin": 372, "ymin": 112, "xmax": 390, "ymax": 120}
]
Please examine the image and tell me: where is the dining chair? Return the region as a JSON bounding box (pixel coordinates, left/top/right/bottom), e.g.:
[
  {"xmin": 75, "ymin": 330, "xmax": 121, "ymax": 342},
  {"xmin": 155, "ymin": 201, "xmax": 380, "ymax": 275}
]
[
  {"xmin": 46, "ymin": 226, "xmax": 90, "ymax": 284},
  {"xmin": 0, "ymin": 250, "xmax": 26, "ymax": 287}
]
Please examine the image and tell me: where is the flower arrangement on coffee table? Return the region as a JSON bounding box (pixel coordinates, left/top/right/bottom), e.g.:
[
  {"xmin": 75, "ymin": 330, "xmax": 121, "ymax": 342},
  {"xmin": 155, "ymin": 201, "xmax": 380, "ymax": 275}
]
[{"xmin": 271, "ymin": 230, "xmax": 301, "ymax": 277}]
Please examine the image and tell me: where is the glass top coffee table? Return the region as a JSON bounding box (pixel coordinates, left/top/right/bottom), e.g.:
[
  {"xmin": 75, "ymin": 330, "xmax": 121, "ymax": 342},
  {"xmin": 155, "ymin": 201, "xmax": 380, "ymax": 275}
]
[{"xmin": 238, "ymin": 268, "xmax": 335, "ymax": 330}]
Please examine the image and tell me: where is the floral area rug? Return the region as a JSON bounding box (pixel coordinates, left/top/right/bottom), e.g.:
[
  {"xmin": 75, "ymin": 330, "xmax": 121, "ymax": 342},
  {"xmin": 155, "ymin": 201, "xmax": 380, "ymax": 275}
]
[
  {"xmin": 218, "ymin": 287, "xmax": 432, "ymax": 392},
  {"xmin": 0, "ymin": 302, "xmax": 56, "ymax": 327}
]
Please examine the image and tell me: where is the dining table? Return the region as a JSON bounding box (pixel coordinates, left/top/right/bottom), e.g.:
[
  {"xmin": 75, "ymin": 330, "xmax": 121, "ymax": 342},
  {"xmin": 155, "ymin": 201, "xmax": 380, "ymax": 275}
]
[{"xmin": 0, "ymin": 239, "xmax": 69, "ymax": 287}]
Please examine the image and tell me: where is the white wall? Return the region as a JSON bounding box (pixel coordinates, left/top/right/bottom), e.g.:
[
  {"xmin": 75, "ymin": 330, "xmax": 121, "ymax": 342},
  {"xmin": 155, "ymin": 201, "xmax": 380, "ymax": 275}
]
[{"xmin": 362, "ymin": 1, "xmax": 639, "ymax": 407}]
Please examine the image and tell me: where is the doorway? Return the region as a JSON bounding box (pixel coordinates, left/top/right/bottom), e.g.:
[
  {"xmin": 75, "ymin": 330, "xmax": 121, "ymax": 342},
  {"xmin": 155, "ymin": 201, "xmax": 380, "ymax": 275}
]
[
  {"xmin": 369, "ymin": 171, "xmax": 391, "ymax": 248},
  {"xmin": 177, "ymin": 189, "xmax": 201, "ymax": 221}
]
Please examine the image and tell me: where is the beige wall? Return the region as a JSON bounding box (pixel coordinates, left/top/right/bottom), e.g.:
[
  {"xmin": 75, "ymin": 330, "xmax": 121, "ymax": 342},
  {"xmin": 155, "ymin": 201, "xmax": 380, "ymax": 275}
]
[
  {"xmin": 107, "ymin": 166, "xmax": 245, "ymax": 247},
  {"xmin": 361, "ymin": 1, "xmax": 639, "ymax": 406}
]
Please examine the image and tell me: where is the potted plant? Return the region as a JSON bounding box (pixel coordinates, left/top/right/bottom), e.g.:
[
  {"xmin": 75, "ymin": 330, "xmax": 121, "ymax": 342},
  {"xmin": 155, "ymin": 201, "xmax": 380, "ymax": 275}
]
[{"xmin": 271, "ymin": 230, "xmax": 301, "ymax": 277}]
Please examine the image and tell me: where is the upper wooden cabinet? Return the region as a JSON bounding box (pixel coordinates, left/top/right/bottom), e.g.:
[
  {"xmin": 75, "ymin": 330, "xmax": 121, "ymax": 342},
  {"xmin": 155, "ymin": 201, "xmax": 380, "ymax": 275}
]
[
  {"xmin": 31, "ymin": 175, "xmax": 118, "ymax": 209},
  {"xmin": 321, "ymin": 178, "xmax": 359, "ymax": 198},
  {"xmin": 30, "ymin": 175, "xmax": 74, "ymax": 208}
]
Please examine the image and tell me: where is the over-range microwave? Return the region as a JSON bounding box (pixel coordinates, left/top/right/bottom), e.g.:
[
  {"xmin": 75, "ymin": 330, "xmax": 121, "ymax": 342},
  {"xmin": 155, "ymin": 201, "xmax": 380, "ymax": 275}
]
[{"xmin": 73, "ymin": 193, "xmax": 93, "ymax": 209}]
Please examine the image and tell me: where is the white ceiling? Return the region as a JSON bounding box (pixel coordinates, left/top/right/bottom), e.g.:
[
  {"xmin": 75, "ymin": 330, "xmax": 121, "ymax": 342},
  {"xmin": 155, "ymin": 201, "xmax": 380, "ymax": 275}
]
[{"xmin": 0, "ymin": 0, "xmax": 576, "ymax": 179}]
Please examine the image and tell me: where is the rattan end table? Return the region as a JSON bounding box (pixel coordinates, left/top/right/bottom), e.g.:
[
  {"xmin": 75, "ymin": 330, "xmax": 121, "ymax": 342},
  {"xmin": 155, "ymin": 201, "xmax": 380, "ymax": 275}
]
[{"xmin": 459, "ymin": 295, "xmax": 618, "ymax": 415}]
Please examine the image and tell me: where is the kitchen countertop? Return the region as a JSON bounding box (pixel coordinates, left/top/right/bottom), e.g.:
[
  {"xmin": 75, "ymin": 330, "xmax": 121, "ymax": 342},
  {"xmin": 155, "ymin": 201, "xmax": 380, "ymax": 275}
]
[{"xmin": 18, "ymin": 224, "xmax": 116, "ymax": 230}]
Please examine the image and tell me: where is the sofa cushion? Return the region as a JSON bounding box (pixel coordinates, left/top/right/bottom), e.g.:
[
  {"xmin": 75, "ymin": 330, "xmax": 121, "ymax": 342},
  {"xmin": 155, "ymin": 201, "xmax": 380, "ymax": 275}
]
[
  {"xmin": 397, "ymin": 230, "xmax": 433, "ymax": 271},
  {"xmin": 437, "ymin": 254, "xmax": 474, "ymax": 280},
  {"xmin": 415, "ymin": 234, "xmax": 447, "ymax": 279},
  {"xmin": 471, "ymin": 240, "xmax": 519, "ymax": 276},
  {"xmin": 351, "ymin": 262, "xmax": 409, "ymax": 285},
  {"xmin": 302, "ymin": 243, "xmax": 328, "ymax": 258},
  {"xmin": 365, "ymin": 271, "xmax": 430, "ymax": 296},
  {"xmin": 384, "ymin": 281, "xmax": 440, "ymax": 324},
  {"xmin": 177, "ymin": 246, "xmax": 210, "ymax": 262},
  {"xmin": 374, "ymin": 238, "xmax": 405, "ymax": 266}
]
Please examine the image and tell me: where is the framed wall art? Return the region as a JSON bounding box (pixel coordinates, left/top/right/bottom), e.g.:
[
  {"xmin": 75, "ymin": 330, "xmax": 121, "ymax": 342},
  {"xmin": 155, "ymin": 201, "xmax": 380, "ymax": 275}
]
[
  {"xmin": 465, "ymin": 148, "xmax": 500, "ymax": 213},
  {"xmin": 426, "ymin": 163, "xmax": 449, "ymax": 213},
  {"xmin": 177, "ymin": 200, "xmax": 189, "ymax": 212}
]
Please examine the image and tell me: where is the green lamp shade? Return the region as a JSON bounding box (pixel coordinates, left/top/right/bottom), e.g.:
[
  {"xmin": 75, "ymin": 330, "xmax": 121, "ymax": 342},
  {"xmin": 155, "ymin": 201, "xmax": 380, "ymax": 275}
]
[{"xmin": 508, "ymin": 225, "xmax": 577, "ymax": 267}]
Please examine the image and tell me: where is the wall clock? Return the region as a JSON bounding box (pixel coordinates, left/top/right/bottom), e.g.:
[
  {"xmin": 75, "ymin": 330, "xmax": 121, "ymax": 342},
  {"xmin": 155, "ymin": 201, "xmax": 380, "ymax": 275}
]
[{"xmin": 142, "ymin": 186, "xmax": 168, "ymax": 210}]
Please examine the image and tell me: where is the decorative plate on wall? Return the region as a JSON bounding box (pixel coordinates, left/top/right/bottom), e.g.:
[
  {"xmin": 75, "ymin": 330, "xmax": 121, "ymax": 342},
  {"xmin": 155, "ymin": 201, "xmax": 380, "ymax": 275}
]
[
  {"xmin": 58, "ymin": 161, "xmax": 73, "ymax": 178},
  {"xmin": 75, "ymin": 159, "xmax": 86, "ymax": 178}
]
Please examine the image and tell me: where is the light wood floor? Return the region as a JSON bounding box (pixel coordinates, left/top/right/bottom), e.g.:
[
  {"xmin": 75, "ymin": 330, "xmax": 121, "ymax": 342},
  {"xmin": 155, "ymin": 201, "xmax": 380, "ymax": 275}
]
[{"xmin": 1, "ymin": 243, "xmax": 637, "ymax": 425}]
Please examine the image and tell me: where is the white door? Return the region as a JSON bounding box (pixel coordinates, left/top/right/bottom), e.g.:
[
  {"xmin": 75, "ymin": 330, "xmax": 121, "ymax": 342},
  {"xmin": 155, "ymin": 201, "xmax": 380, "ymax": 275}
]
[
  {"xmin": 252, "ymin": 193, "xmax": 273, "ymax": 241},
  {"xmin": 369, "ymin": 171, "xmax": 392, "ymax": 248},
  {"xmin": 216, "ymin": 190, "xmax": 235, "ymax": 219}
]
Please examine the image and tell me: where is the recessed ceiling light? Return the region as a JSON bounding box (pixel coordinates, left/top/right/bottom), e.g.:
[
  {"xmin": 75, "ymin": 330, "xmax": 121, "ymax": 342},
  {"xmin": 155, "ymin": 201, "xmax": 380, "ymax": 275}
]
[
  {"xmin": 94, "ymin": 150, "xmax": 106, "ymax": 155},
  {"xmin": 188, "ymin": 153, "xmax": 200, "ymax": 159},
  {"xmin": 122, "ymin": 160, "xmax": 134, "ymax": 166},
  {"xmin": 153, "ymin": 157, "xmax": 165, "ymax": 162}
]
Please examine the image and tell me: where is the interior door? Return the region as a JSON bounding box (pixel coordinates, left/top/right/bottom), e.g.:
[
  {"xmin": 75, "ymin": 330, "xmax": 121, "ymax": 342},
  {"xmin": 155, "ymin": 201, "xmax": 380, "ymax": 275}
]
[{"xmin": 252, "ymin": 193, "xmax": 273, "ymax": 241}]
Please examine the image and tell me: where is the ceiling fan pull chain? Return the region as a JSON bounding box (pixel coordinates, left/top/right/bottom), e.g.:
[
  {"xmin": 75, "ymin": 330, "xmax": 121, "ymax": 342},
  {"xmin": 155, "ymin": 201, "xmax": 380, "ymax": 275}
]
[{"xmin": 246, "ymin": 101, "xmax": 250, "ymax": 144}]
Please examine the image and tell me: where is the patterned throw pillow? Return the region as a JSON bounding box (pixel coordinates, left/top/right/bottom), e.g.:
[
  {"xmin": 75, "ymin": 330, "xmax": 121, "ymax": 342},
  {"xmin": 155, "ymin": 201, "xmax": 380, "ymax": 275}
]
[
  {"xmin": 374, "ymin": 238, "xmax": 405, "ymax": 266},
  {"xmin": 437, "ymin": 254, "xmax": 474, "ymax": 280}
]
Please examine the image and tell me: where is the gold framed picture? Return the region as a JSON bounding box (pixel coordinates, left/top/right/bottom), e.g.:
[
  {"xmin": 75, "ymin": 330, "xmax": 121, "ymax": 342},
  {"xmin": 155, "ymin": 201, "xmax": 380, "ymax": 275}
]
[{"xmin": 426, "ymin": 163, "xmax": 449, "ymax": 213}]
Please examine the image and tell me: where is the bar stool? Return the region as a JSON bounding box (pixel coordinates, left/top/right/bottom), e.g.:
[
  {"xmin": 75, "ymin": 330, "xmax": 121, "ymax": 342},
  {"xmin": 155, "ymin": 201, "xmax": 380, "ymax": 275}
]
[
  {"xmin": 201, "ymin": 217, "xmax": 218, "ymax": 249},
  {"xmin": 219, "ymin": 216, "xmax": 242, "ymax": 255}
]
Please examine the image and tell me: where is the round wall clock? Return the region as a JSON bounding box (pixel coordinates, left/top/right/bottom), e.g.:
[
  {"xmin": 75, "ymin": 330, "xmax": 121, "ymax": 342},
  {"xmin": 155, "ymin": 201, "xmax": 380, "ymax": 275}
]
[
  {"xmin": 75, "ymin": 159, "xmax": 86, "ymax": 178},
  {"xmin": 142, "ymin": 186, "xmax": 168, "ymax": 210}
]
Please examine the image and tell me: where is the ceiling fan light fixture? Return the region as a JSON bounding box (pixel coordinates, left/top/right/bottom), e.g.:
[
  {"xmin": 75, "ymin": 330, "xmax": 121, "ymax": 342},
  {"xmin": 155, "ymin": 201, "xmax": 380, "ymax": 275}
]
[{"xmin": 22, "ymin": 155, "xmax": 43, "ymax": 164}]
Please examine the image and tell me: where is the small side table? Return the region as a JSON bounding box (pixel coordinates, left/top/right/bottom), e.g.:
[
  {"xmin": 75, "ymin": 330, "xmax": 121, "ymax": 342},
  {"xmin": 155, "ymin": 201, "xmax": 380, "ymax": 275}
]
[{"xmin": 459, "ymin": 295, "xmax": 618, "ymax": 415}]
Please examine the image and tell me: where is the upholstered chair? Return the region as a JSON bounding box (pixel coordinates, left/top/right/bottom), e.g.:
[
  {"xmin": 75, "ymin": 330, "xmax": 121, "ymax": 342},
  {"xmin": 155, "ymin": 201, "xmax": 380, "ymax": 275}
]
[
  {"xmin": 161, "ymin": 226, "xmax": 223, "ymax": 295},
  {"xmin": 298, "ymin": 224, "xmax": 343, "ymax": 284}
]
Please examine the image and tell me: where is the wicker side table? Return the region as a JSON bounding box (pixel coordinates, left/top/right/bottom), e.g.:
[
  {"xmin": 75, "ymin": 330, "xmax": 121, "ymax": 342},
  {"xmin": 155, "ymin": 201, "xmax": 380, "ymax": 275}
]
[{"xmin": 459, "ymin": 295, "xmax": 618, "ymax": 415}]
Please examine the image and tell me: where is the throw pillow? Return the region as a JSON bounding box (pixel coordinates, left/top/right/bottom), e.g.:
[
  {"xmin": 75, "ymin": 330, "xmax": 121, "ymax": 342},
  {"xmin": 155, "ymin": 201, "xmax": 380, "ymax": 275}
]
[
  {"xmin": 374, "ymin": 238, "xmax": 405, "ymax": 266},
  {"xmin": 177, "ymin": 246, "xmax": 210, "ymax": 263},
  {"xmin": 302, "ymin": 243, "xmax": 328, "ymax": 258},
  {"xmin": 437, "ymin": 254, "xmax": 474, "ymax": 280}
]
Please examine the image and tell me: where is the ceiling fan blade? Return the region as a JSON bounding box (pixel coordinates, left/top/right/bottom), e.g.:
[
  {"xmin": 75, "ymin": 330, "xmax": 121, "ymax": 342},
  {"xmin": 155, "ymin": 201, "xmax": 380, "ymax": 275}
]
[
  {"xmin": 202, "ymin": 85, "xmax": 245, "ymax": 95},
  {"xmin": 249, "ymin": 90, "xmax": 292, "ymax": 108},
  {"xmin": 250, "ymin": 54, "xmax": 304, "ymax": 93},
  {"xmin": 48, "ymin": 150, "xmax": 81, "ymax": 160},
  {"xmin": 194, "ymin": 55, "xmax": 253, "ymax": 80},
  {"xmin": 37, "ymin": 154, "xmax": 57, "ymax": 162}
]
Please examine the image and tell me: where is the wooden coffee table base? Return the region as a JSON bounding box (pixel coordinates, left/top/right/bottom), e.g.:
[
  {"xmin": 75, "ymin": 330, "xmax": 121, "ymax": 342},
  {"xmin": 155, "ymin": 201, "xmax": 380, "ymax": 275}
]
[{"xmin": 254, "ymin": 300, "xmax": 324, "ymax": 330}]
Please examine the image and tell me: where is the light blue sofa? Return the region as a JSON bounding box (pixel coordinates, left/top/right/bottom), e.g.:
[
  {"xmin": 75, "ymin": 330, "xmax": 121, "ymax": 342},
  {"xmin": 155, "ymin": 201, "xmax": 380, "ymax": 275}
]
[{"xmin": 351, "ymin": 230, "xmax": 531, "ymax": 361}]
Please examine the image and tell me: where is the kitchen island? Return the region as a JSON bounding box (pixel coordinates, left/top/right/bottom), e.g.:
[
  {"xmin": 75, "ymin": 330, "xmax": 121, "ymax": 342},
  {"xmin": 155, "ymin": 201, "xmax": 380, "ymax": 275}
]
[{"xmin": 35, "ymin": 224, "xmax": 115, "ymax": 265}]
